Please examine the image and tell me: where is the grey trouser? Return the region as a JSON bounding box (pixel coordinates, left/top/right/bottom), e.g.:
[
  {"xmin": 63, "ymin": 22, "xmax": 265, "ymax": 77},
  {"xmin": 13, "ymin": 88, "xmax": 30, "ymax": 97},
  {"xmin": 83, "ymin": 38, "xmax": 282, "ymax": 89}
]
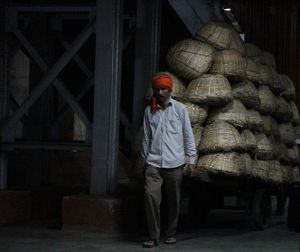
[{"xmin": 144, "ymin": 164, "xmax": 183, "ymax": 241}]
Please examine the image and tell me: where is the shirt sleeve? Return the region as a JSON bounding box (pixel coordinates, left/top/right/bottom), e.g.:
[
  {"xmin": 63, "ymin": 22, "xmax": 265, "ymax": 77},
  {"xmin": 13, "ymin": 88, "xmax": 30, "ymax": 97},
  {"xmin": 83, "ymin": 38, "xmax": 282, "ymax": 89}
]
[
  {"xmin": 182, "ymin": 105, "xmax": 197, "ymax": 165},
  {"xmin": 141, "ymin": 107, "xmax": 151, "ymax": 160}
]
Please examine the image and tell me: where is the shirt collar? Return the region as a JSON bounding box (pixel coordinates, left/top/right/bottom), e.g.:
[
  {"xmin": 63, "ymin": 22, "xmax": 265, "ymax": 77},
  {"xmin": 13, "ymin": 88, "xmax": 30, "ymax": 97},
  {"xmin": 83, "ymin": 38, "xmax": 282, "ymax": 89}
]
[{"xmin": 157, "ymin": 96, "xmax": 173, "ymax": 109}]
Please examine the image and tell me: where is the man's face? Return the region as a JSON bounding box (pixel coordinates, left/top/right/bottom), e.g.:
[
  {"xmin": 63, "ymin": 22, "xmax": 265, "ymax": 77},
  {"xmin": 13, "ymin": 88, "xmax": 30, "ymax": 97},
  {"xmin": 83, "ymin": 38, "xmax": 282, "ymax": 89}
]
[{"xmin": 153, "ymin": 87, "xmax": 171, "ymax": 103}]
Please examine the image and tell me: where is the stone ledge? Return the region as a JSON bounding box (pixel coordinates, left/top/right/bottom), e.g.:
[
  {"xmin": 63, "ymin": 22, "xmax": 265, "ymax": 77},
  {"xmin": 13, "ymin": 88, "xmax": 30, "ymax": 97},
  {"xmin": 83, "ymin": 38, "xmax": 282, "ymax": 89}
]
[{"xmin": 62, "ymin": 194, "xmax": 143, "ymax": 233}]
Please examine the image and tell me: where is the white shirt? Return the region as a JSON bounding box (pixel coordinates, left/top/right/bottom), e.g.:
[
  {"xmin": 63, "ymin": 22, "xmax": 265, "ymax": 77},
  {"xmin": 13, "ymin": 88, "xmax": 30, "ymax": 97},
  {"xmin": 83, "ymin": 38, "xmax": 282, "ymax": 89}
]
[{"xmin": 141, "ymin": 97, "xmax": 197, "ymax": 168}]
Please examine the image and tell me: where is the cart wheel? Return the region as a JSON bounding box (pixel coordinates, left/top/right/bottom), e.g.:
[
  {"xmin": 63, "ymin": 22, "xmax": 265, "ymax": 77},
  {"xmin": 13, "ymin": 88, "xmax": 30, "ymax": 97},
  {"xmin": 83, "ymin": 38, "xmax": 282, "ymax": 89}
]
[{"xmin": 251, "ymin": 188, "xmax": 272, "ymax": 230}]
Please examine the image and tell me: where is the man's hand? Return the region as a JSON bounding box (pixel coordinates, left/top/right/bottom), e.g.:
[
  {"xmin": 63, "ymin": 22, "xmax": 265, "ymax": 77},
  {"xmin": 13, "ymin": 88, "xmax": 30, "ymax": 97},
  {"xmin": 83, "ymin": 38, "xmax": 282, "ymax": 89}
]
[{"xmin": 184, "ymin": 164, "xmax": 196, "ymax": 176}]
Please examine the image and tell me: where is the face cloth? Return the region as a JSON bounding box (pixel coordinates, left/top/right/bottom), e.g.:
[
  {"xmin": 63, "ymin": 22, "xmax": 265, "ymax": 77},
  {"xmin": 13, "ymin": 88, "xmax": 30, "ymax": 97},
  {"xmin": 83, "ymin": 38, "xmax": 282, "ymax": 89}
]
[{"xmin": 151, "ymin": 74, "xmax": 173, "ymax": 113}]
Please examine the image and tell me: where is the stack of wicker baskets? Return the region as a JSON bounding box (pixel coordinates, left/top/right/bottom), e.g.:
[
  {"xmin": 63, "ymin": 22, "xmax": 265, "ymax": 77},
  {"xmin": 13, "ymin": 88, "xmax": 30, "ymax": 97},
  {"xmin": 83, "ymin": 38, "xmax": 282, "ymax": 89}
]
[{"xmin": 155, "ymin": 21, "xmax": 300, "ymax": 183}]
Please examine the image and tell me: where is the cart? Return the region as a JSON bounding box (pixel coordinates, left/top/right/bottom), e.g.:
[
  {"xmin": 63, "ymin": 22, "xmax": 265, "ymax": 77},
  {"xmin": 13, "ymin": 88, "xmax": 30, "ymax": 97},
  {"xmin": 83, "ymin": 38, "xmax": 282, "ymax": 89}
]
[{"xmin": 184, "ymin": 171, "xmax": 287, "ymax": 230}]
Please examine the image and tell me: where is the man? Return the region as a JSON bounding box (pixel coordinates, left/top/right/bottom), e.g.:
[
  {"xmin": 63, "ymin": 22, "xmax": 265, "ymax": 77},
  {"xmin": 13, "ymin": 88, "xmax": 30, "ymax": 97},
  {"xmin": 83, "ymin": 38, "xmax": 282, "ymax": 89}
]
[{"xmin": 141, "ymin": 73, "xmax": 197, "ymax": 248}]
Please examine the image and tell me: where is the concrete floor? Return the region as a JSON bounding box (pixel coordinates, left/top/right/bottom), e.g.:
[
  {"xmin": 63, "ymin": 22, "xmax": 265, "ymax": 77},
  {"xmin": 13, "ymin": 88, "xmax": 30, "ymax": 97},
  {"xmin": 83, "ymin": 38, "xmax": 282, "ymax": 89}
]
[{"xmin": 0, "ymin": 208, "xmax": 299, "ymax": 252}]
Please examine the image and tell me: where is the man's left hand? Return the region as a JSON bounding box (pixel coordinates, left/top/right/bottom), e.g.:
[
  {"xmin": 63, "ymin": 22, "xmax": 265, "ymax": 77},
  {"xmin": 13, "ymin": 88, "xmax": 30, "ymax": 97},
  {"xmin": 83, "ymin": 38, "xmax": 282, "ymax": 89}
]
[{"xmin": 184, "ymin": 164, "xmax": 196, "ymax": 176}]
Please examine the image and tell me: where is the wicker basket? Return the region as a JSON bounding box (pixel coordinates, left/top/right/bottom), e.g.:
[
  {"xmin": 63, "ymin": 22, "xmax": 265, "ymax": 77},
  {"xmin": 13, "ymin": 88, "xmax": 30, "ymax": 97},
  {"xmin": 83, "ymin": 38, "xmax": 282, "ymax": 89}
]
[
  {"xmin": 291, "ymin": 166, "xmax": 300, "ymax": 182},
  {"xmin": 294, "ymin": 125, "xmax": 300, "ymax": 139},
  {"xmin": 229, "ymin": 30, "xmax": 245, "ymax": 55},
  {"xmin": 270, "ymin": 117, "xmax": 280, "ymax": 137},
  {"xmin": 281, "ymin": 165, "xmax": 292, "ymax": 182},
  {"xmin": 245, "ymin": 58, "xmax": 261, "ymax": 84},
  {"xmin": 209, "ymin": 49, "xmax": 247, "ymax": 80},
  {"xmin": 194, "ymin": 21, "xmax": 233, "ymax": 50},
  {"xmin": 240, "ymin": 129, "xmax": 257, "ymax": 152},
  {"xmin": 262, "ymin": 51, "xmax": 276, "ymax": 68},
  {"xmin": 196, "ymin": 152, "xmax": 242, "ymax": 175},
  {"xmin": 259, "ymin": 64, "xmax": 273, "ymax": 86},
  {"xmin": 186, "ymin": 74, "xmax": 232, "ymax": 106},
  {"xmin": 269, "ymin": 160, "xmax": 283, "ymax": 183},
  {"xmin": 199, "ymin": 121, "xmax": 244, "ymax": 153},
  {"xmin": 290, "ymin": 101, "xmax": 300, "ymax": 125},
  {"xmin": 279, "ymin": 74, "xmax": 295, "ymax": 101},
  {"xmin": 270, "ymin": 139, "xmax": 290, "ymax": 165},
  {"xmin": 254, "ymin": 132, "xmax": 273, "ymax": 160},
  {"xmin": 207, "ymin": 99, "xmax": 248, "ymax": 129},
  {"xmin": 166, "ymin": 39, "xmax": 215, "ymax": 80},
  {"xmin": 245, "ymin": 43, "xmax": 263, "ymax": 63},
  {"xmin": 261, "ymin": 115, "xmax": 272, "ymax": 135},
  {"xmin": 258, "ymin": 85, "xmax": 276, "ymax": 115},
  {"xmin": 231, "ymin": 80, "xmax": 260, "ymax": 109},
  {"xmin": 184, "ymin": 102, "xmax": 208, "ymax": 125},
  {"xmin": 288, "ymin": 145, "xmax": 299, "ymax": 165},
  {"xmin": 246, "ymin": 109, "xmax": 264, "ymax": 131},
  {"xmin": 273, "ymin": 96, "xmax": 293, "ymax": 123},
  {"xmin": 192, "ymin": 124, "xmax": 203, "ymax": 150},
  {"xmin": 252, "ymin": 159, "xmax": 270, "ymax": 180},
  {"xmin": 241, "ymin": 153, "xmax": 253, "ymax": 175},
  {"xmin": 268, "ymin": 67, "xmax": 284, "ymax": 94},
  {"xmin": 279, "ymin": 123, "xmax": 295, "ymax": 146}
]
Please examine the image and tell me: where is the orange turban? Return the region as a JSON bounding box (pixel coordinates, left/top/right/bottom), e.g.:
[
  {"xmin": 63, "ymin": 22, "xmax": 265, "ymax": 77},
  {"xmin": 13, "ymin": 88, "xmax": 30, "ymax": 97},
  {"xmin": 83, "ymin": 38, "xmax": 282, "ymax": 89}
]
[
  {"xmin": 151, "ymin": 74, "xmax": 173, "ymax": 91},
  {"xmin": 150, "ymin": 74, "xmax": 173, "ymax": 113}
]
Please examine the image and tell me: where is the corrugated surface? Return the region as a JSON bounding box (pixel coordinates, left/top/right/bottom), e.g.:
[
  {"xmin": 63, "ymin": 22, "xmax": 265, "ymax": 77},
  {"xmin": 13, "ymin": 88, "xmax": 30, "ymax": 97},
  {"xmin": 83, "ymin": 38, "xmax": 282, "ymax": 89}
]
[{"xmin": 222, "ymin": 0, "xmax": 300, "ymax": 107}]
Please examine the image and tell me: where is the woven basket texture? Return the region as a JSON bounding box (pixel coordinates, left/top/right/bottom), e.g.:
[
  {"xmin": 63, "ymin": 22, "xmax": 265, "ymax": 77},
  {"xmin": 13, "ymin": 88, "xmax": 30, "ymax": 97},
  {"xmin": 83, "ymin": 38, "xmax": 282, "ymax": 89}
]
[
  {"xmin": 229, "ymin": 30, "xmax": 245, "ymax": 55},
  {"xmin": 252, "ymin": 159, "xmax": 270, "ymax": 180},
  {"xmin": 270, "ymin": 117, "xmax": 280, "ymax": 137},
  {"xmin": 245, "ymin": 43, "xmax": 262, "ymax": 59},
  {"xmin": 246, "ymin": 109, "xmax": 263, "ymax": 131},
  {"xmin": 245, "ymin": 58, "xmax": 261, "ymax": 83},
  {"xmin": 271, "ymin": 139, "xmax": 290, "ymax": 165},
  {"xmin": 231, "ymin": 80, "xmax": 260, "ymax": 109},
  {"xmin": 288, "ymin": 145, "xmax": 299, "ymax": 165},
  {"xmin": 186, "ymin": 74, "xmax": 232, "ymax": 106},
  {"xmin": 166, "ymin": 39, "xmax": 215, "ymax": 80},
  {"xmin": 207, "ymin": 99, "xmax": 248, "ymax": 129},
  {"xmin": 240, "ymin": 129, "xmax": 257, "ymax": 152},
  {"xmin": 254, "ymin": 132, "xmax": 273, "ymax": 160},
  {"xmin": 199, "ymin": 121, "xmax": 244, "ymax": 153},
  {"xmin": 273, "ymin": 96, "xmax": 293, "ymax": 123},
  {"xmin": 192, "ymin": 124, "xmax": 203, "ymax": 150},
  {"xmin": 281, "ymin": 165, "xmax": 292, "ymax": 182},
  {"xmin": 258, "ymin": 85, "xmax": 276, "ymax": 114},
  {"xmin": 262, "ymin": 51, "xmax": 276, "ymax": 68},
  {"xmin": 294, "ymin": 125, "xmax": 300, "ymax": 139},
  {"xmin": 240, "ymin": 153, "xmax": 253, "ymax": 175},
  {"xmin": 196, "ymin": 152, "xmax": 242, "ymax": 175},
  {"xmin": 268, "ymin": 67, "xmax": 284, "ymax": 94},
  {"xmin": 194, "ymin": 21, "xmax": 232, "ymax": 50},
  {"xmin": 290, "ymin": 101, "xmax": 300, "ymax": 124},
  {"xmin": 279, "ymin": 74, "xmax": 296, "ymax": 101},
  {"xmin": 269, "ymin": 160, "xmax": 283, "ymax": 183},
  {"xmin": 259, "ymin": 65, "xmax": 273, "ymax": 86},
  {"xmin": 184, "ymin": 102, "xmax": 208, "ymax": 125},
  {"xmin": 261, "ymin": 115, "xmax": 272, "ymax": 135},
  {"xmin": 209, "ymin": 49, "xmax": 247, "ymax": 79},
  {"xmin": 291, "ymin": 166, "xmax": 300, "ymax": 182},
  {"xmin": 279, "ymin": 123, "xmax": 295, "ymax": 147}
]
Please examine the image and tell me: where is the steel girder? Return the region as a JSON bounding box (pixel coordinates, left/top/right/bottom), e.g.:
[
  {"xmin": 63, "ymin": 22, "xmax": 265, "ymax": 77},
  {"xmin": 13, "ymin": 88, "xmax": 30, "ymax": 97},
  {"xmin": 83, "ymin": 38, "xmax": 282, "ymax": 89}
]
[
  {"xmin": 0, "ymin": 4, "xmax": 9, "ymax": 189},
  {"xmin": 1, "ymin": 20, "xmax": 95, "ymax": 134},
  {"xmin": 131, "ymin": 0, "xmax": 162, "ymax": 149},
  {"xmin": 91, "ymin": 0, "xmax": 123, "ymax": 194}
]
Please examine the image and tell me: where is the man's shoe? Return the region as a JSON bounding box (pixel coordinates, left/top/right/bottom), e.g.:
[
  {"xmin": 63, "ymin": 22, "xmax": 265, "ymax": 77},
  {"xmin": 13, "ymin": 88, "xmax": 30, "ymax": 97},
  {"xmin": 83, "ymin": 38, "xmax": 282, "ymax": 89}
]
[
  {"xmin": 143, "ymin": 240, "xmax": 159, "ymax": 248},
  {"xmin": 164, "ymin": 237, "xmax": 176, "ymax": 244}
]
